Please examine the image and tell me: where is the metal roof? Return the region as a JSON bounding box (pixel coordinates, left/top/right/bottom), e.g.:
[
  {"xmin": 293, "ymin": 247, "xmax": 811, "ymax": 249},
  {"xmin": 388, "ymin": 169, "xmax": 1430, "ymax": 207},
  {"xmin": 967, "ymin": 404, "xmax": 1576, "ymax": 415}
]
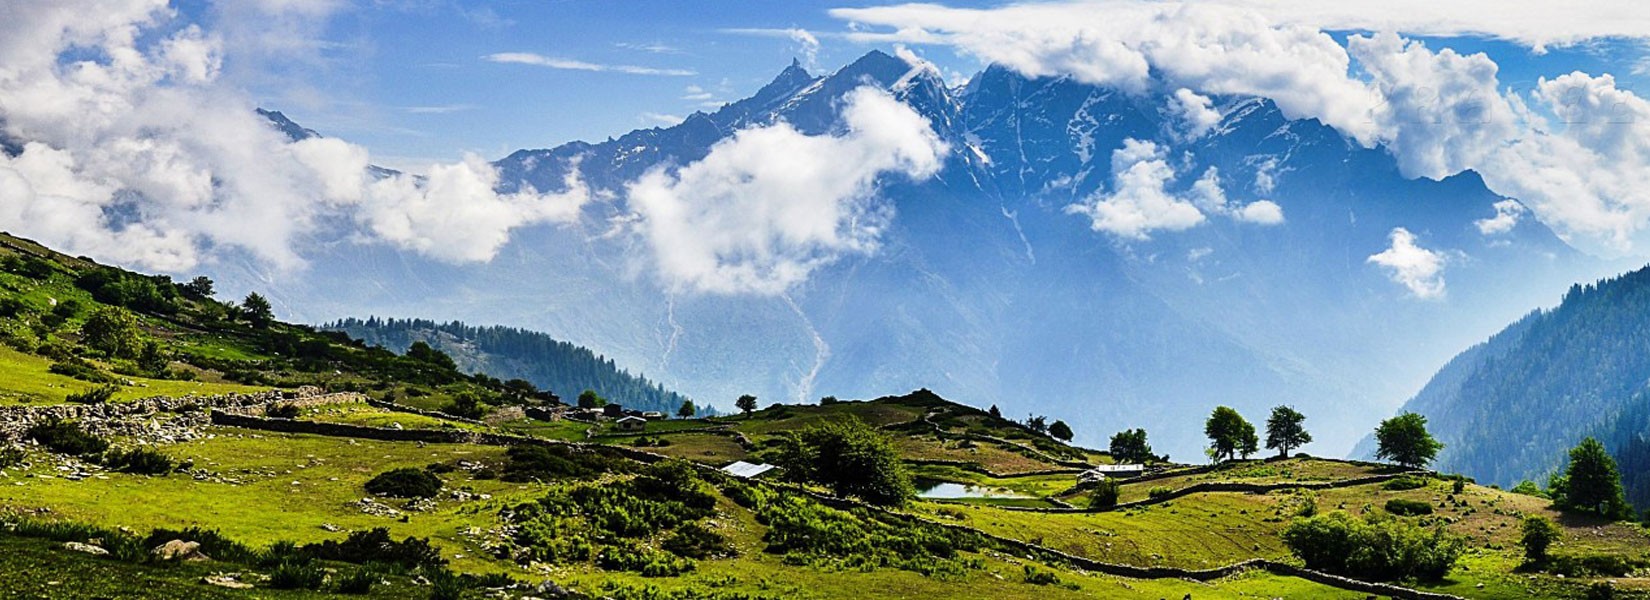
[{"xmin": 720, "ymin": 461, "xmax": 777, "ymax": 478}]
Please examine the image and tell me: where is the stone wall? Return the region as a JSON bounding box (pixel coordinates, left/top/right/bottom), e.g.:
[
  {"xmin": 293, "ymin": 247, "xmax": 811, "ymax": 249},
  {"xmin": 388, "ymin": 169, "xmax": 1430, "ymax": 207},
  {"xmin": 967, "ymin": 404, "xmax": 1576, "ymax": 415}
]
[{"xmin": 0, "ymin": 387, "xmax": 342, "ymax": 444}]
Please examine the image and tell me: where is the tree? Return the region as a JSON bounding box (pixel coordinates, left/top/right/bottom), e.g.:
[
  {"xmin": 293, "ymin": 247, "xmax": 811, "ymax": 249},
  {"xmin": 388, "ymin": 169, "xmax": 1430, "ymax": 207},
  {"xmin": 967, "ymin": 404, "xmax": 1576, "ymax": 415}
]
[
  {"xmin": 1109, "ymin": 428, "xmax": 1155, "ymax": 464},
  {"xmin": 406, "ymin": 341, "xmax": 456, "ymax": 370},
  {"xmin": 80, "ymin": 306, "xmax": 142, "ymax": 358},
  {"xmin": 1205, "ymin": 406, "xmax": 1258, "ymax": 462},
  {"xmin": 183, "ymin": 276, "xmax": 214, "ymax": 298},
  {"xmin": 577, "ymin": 389, "xmax": 606, "ymax": 409},
  {"xmin": 988, "ymin": 405, "xmax": 1001, "ymax": 419},
  {"xmin": 1265, "ymin": 405, "xmax": 1312, "ymax": 458},
  {"xmin": 240, "ymin": 292, "xmax": 274, "ymax": 328},
  {"xmin": 1090, "ymin": 479, "xmax": 1120, "ymax": 509},
  {"xmin": 1559, "ymin": 437, "xmax": 1632, "ymax": 519},
  {"xmin": 777, "ymin": 418, "xmax": 913, "ymax": 506},
  {"xmin": 1048, "ymin": 420, "xmax": 1074, "ymax": 442},
  {"xmin": 441, "ymin": 392, "xmax": 488, "ymax": 419},
  {"xmin": 136, "ymin": 340, "xmax": 168, "ymax": 375},
  {"xmin": 735, "ymin": 394, "xmax": 758, "ymax": 416},
  {"xmin": 1519, "ymin": 516, "xmax": 1560, "ymax": 565},
  {"xmin": 819, "ymin": 395, "xmax": 839, "ymax": 405},
  {"xmin": 677, "ymin": 399, "xmax": 696, "ymax": 419},
  {"xmin": 1374, "ymin": 413, "xmax": 1443, "ymax": 469},
  {"xmin": 1026, "ymin": 415, "xmax": 1048, "ymax": 434}
]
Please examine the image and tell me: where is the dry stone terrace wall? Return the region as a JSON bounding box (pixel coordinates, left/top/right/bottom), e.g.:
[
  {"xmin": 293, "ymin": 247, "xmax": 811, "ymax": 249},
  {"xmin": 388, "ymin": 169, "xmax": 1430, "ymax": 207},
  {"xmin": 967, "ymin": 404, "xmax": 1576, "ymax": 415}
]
[{"xmin": 0, "ymin": 387, "xmax": 360, "ymax": 444}]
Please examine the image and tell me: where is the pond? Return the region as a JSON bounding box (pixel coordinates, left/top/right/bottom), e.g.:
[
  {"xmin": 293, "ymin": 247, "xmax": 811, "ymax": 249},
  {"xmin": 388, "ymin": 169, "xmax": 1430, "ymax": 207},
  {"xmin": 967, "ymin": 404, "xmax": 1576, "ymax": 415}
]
[{"xmin": 915, "ymin": 480, "xmax": 1033, "ymax": 499}]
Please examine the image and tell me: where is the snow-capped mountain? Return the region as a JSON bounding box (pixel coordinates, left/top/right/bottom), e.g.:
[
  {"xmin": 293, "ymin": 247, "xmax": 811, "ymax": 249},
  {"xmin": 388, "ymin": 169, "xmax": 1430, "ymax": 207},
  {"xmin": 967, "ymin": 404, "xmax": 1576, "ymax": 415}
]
[{"xmin": 229, "ymin": 50, "xmax": 1608, "ymax": 458}]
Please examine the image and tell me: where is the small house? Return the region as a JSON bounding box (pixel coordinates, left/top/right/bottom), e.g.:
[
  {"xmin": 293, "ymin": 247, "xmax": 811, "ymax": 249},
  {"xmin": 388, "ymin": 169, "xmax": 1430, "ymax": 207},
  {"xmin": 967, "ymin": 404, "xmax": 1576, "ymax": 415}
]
[
  {"xmin": 602, "ymin": 403, "xmax": 625, "ymax": 418},
  {"xmin": 615, "ymin": 415, "xmax": 647, "ymax": 432}
]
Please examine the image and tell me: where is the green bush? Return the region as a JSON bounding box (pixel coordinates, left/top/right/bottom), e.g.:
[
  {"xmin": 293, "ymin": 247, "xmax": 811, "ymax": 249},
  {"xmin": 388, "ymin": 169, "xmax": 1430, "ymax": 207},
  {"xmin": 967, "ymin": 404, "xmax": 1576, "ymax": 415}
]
[
  {"xmin": 662, "ymin": 522, "xmax": 733, "ymax": 559},
  {"xmin": 365, "ymin": 467, "xmax": 443, "ymax": 499},
  {"xmin": 49, "ymin": 359, "xmax": 116, "ymax": 384},
  {"xmin": 65, "ymin": 384, "xmax": 119, "ymax": 404},
  {"xmin": 0, "ymin": 446, "xmax": 25, "ymax": 469},
  {"xmin": 302, "ymin": 528, "xmax": 446, "ymax": 570},
  {"xmin": 1381, "ymin": 476, "xmax": 1428, "ymax": 491},
  {"xmin": 1545, "ymin": 553, "xmax": 1649, "ymax": 577},
  {"xmin": 25, "ymin": 419, "xmax": 108, "ymax": 456},
  {"xmin": 268, "ymin": 559, "xmax": 325, "ymax": 590},
  {"xmin": 1147, "ymin": 486, "xmax": 1173, "ymax": 500},
  {"xmin": 334, "ymin": 566, "xmax": 380, "ymax": 594},
  {"xmin": 502, "ymin": 444, "xmax": 626, "ymax": 482},
  {"xmin": 1384, "ymin": 498, "xmax": 1433, "ymax": 517},
  {"xmin": 265, "ymin": 403, "xmax": 301, "ymax": 419},
  {"xmin": 1089, "ymin": 479, "xmax": 1120, "ymax": 509},
  {"xmin": 102, "ymin": 447, "xmax": 176, "ymax": 475},
  {"xmin": 1022, "ymin": 565, "xmax": 1061, "ymax": 585},
  {"xmin": 427, "ymin": 568, "xmax": 467, "ymax": 600},
  {"xmin": 1282, "ymin": 512, "xmax": 1464, "ymax": 580},
  {"xmin": 1520, "ymin": 516, "xmax": 1560, "ymax": 565}
]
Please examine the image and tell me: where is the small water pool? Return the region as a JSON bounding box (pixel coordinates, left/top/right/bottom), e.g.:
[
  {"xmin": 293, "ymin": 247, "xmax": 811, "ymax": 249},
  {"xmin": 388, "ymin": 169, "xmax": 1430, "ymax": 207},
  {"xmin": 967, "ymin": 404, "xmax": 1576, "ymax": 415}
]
[{"xmin": 915, "ymin": 480, "xmax": 1032, "ymax": 499}]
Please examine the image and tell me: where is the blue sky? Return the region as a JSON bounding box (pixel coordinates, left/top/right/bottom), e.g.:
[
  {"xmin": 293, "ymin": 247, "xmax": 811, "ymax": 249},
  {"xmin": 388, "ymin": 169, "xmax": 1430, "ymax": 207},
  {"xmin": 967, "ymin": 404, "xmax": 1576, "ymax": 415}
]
[{"xmin": 164, "ymin": 1, "xmax": 1650, "ymax": 175}]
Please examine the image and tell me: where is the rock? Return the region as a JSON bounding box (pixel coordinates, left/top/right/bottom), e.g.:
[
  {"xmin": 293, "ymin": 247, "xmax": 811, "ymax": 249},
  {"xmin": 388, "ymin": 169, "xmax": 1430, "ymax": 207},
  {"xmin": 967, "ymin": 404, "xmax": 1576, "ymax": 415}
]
[
  {"xmin": 62, "ymin": 542, "xmax": 109, "ymax": 556},
  {"xmin": 320, "ymin": 523, "xmax": 341, "ymax": 532},
  {"xmin": 202, "ymin": 574, "xmax": 254, "ymax": 589},
  {"xmin": 152, "ymin": 539, "xmax": 210, "ymax": 561}
]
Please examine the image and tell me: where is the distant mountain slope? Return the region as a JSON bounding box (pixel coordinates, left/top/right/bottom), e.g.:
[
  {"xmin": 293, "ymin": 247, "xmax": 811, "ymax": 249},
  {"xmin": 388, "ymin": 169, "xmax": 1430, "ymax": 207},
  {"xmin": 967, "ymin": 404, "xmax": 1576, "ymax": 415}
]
[
  {"xmin": 325, "ymin": 317, "xmax": 696, "ymax": 414},
  {"xmin": 1364, "ymin": 265, "xmax": 1650, "ymax": 506}
]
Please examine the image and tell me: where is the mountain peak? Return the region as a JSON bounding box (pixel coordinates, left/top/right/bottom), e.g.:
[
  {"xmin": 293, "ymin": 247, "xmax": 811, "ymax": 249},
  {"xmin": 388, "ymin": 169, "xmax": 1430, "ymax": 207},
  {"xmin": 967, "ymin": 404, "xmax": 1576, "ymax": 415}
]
[
  {"xmin": 257, "ymin": 108, "xmax": 320, "ymax": 142},
  {"xmin": 832, "ymin": 49, "xmax": 911, "ymax": 88}
]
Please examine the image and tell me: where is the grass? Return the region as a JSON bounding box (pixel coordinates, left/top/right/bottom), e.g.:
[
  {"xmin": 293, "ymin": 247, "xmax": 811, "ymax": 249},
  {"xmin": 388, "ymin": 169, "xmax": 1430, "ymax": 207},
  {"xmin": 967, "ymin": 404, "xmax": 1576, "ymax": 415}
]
[
  {"xmin": 637, "ymin": 433, "xmax": 750, "ymax": 463},
  {"xmin": 297, "ymin": 402, "xmax": 485, "ymax": 432},
  {"xmin": 0, "ymin": 346, "xmax": 263, "ymax": 406}
]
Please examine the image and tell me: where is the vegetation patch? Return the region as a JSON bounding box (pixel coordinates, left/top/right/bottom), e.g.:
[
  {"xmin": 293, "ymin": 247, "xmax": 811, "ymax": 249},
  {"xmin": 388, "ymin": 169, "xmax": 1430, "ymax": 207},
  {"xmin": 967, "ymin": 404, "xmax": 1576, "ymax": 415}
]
[
  {"xmin": 25, "ymin": 419, "xmax": 109, "ymax": 456},
  {"xmin": 364, "ymin": 467, "xmax": 444, "ymax": 499},
  {"xmin": 1383, "ymin": 498, "xmax": 1434, "ymax": 517},
  {"xmin": 511, "ymin": 460, "xmax": 727, "ymax": 576},
  {"xmin": 1282, "ymin": 511, "xmax": 1464, "ymax": 580}
]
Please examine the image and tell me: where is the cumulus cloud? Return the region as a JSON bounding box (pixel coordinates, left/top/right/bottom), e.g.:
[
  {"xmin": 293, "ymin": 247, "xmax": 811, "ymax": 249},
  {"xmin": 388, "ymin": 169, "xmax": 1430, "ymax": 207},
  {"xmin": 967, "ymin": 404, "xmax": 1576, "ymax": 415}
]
[
  {"xmin": 1475, "ymin": 199, "xmax": 1527, "ymax": 235},
  {"xmin": 1067, "ymin": 142, "xmax": 1283, "ymax": 239},
  {"xmin": 1168, "ymin": 88, "xmax": 1221, "ymax": 140},
  {"xmin": 825, "ymin": 2, "xmax": 1650, "ymax": 256},
  {"xmin": 1368, "ymin": 227, "xmax": 1447, "ymax": 299},
  {"xmin": 626, "ymin": 86, "xmax": 946, "ymax": 294},
  {"xmin": 483, "ymin": 52, "xmax": 696, "ymax": 76},
  {"xmin": 0, "ymin": 1, "xmax": 586, "ymax": 273}
]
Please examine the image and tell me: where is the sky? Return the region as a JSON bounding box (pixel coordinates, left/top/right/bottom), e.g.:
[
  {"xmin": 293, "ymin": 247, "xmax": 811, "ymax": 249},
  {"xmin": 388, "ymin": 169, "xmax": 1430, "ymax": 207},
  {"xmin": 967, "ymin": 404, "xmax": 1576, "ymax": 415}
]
[{"xmin": 9, "ymin": 0, "xmax": 1650, "ymax": 283}]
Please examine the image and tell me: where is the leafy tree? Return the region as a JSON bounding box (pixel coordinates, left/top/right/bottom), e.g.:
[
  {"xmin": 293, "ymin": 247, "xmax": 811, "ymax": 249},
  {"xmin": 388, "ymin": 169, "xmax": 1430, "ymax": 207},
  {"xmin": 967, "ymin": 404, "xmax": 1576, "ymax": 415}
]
[
  {"xmin": 1205, "ymin": 406, "xmax": 1258, "ymax": 462},
  {"xmin": 1090, "ymin": 479, "xmax": 1120, "ymax": 509},
  {"xmin": 405, "ymin": 341, "xmax": 456, "ymax": 370},
  {"xmin": 136, "ymin": 339, "xmax": 168, "ymax": 375},
  {"xmin": 735, "ymin": 394, "xmax": 758, "ymax": 416},
  {"xmin": 80, "ymin": 306, "xmax": 142, "ymax": 358},
  {"xmin": 1265, "ymin": 405, "xmax": 1312, "ymax": 458},
  {"xmin": 677, "ymin": 399, "xmax": 696, "ymax": 419},
  {"xmin": 1520, "ymin": 516, "xmax": 1560, "ymax": 565},
  {"xmin": 1558, "ymin": 437, "xmax": 1633, "ymax": 519},
  {"xmin": 1026, "ymin": 415, "xmax": 1048, "ymax": 434},
  {"xmin": 240, "ymin": 292, "xmax": 274, "ymax": 328},
  {"xmin": 1048, "ymin": 420, "xmax": 1074, "ymax": 442},
  {"xmin": 441, "ymin": 392, "xmax": 489, "ymax": 419},
  {"xmin": 1108, "ymin": 428, "xmax": 1155, "ymax": 464},
  {"xmin": 577, "ymin": 389, "xmax": 606, "ymax": 409},
  {"xmin": 1374, "ymin": 413, "xmax": 1444, "ymax": 469},
  {"xmin": 183, "ymin": 276, "xmax": 214, "ymax": 298},
  {"xmin": 988, "ymin": 405, "xmax": 1001, "ymax": 419},
  {"xmin": 776, "ymin": 418, "xmax": 913, "ymax": 506},
  {"xmin": 819, "ymin": 395, "xmax": 839, "ymax": 405}
]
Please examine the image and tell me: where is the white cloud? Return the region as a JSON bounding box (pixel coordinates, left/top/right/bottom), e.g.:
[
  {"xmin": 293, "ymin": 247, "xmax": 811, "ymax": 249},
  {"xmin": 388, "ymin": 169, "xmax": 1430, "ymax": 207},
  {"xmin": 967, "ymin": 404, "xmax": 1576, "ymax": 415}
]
[
  {"xmin": 1368, "ymin": 227, "xmax": 1447, "ymax": 299},
  {"xmin": 1068, "ymin": 146, "xmax": 1282, "ymax": 239},
  {"xmin": 484, "ymin": 52, "xmax": 696, "ymax": 76},
  {"xmin": 641, "ymin": 112, "xmax": 685, "ymax": 126},
  {"xmin": 1168, "ymin": 88, "xmax": 1220, "ymax": 140},
  {"xmin": 0, "ymin": 2, "xmax": 587, "ymax": 273},
  {"xmin": 824, "ymin": 2, "xmax": 1650, "ymax": 257},
  {"xmin": 1475, "ymin": 199, "xmax": 1527, "ymax": 235},
  {"xmin": 626, "ymin": 86, "xmax": 946, "ymax": 294},
  {"xmin": 1066, "ymin": 139, "xmax": 1205, "ymax": 239}
]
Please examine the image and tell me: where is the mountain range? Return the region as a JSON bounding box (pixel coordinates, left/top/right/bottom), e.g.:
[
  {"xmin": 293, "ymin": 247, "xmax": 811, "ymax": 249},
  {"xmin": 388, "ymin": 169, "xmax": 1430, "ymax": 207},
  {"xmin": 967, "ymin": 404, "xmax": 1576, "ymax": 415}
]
[{"xmin": 218, "ymin": 50, "xmax": 1618, "ymax": 458}]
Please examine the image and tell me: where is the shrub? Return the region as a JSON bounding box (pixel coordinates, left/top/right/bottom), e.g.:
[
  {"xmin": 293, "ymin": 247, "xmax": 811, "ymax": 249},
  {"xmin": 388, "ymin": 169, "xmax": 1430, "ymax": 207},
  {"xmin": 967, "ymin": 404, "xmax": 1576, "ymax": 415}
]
[
  {"xmin": 265, "ymin": 403, "xmax": 301, "ymax": 419},
  {"xmin": 772, "ymin": 418, "xmax": 914, "ymax": 506},
  {"xmin": 1147, "ymin": 486, "xmax": 1174, "ymax": 500},
  {"xmin": 501, "ymin": 445, "xmax": 622, "ymax": 482},
  {"xmin": 1545, "ymin": 553, "xmax": 1649, "ymax": 577},
  {"xmin": 1452, "ymin": 477, "xmax": 1467, "ymax": 495},
  {"xmin": 268, "ymin": 559, "xmax": 325, "ymax": 590},
  {"xmin": 303, "ymin": 528, "xmax": 446, "ymax": 570},
  {"xmin": 1382, "ymin": 475, "xmax": 1428, "ymax": 491},
  {"xmin": 103, "ymin": 447, "xmax": 176, "ymax": 475},
  {"xmin": 1022, "ymin": 565, "xmax": 1061, "ymax": 585},
  {"xmin": 49, "ymin": 359, "xmax": 116, "ymax": 384},
  {"xmin": 1384, "ymin": 498, "xmax": 1434, "ymax": 517},
  {"xmin": 365, "ymin": 468, "xmax": 443, "ymax": 499},
  {"xmin": 334, "ymin": 566, "xmax": 379, "ymax": 594},
  {"xmin": 65, "ymin": 384, "xmax": 118, "ymax": 405},
  {"xmin": 662, "ymin": 522, "xmax": 734, "ymax": 559},
  {"xmin": 0, "ymin": 446, "xmax": 25, "ymax": 469},
  {"xmin": 1510, "ymin": 480, "xmax": 1546, "ymax": 498},
  {"xmin": 1520, "ymin": 516, "xmax": 1560, "ymax": 565},
  {"xmin": 427, "ymin": 568, "xmax": 467, "ymax": 600},
  {"xmin": 25, "ymin": 419, "xmax": 108, "ymax": 456},
  {"xmin": 1089, "ymin": 479, "xmax": 1120, "ymax": 509},
  {"xmin": 1282, "ymin": 512, "xmax": 1464, "ymax": 580}
]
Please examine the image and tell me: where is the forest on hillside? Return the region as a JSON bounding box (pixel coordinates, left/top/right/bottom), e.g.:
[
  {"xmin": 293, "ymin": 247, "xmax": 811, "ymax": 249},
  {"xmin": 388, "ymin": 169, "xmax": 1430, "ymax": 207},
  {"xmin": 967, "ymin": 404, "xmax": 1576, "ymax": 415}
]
[{"xmin": 326, "ymin": 317, "xmax": 697, "ymax": 414}]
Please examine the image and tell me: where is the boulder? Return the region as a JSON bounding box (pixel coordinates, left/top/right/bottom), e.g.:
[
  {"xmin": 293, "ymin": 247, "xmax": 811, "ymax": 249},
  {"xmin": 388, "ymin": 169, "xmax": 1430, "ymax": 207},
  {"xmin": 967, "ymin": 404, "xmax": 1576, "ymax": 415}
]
[
  {"xmin": 151, "ymin": 539, "xmax": 210, "ymax": 561},
  {"xmin": 202, "ymin": 574, "xmax": 254, "ymax": 589},
  {"xmin": 61, "ymin": 541, "xmax": 108, "ymax": 556}
]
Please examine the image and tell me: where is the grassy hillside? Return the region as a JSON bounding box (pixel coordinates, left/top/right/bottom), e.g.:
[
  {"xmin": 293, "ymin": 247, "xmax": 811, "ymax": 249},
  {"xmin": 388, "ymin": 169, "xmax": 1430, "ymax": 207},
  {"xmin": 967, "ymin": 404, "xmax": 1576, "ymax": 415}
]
[{"xmin": 0, "ymin": 232, "xmax": 1647, "ymax": 599}]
